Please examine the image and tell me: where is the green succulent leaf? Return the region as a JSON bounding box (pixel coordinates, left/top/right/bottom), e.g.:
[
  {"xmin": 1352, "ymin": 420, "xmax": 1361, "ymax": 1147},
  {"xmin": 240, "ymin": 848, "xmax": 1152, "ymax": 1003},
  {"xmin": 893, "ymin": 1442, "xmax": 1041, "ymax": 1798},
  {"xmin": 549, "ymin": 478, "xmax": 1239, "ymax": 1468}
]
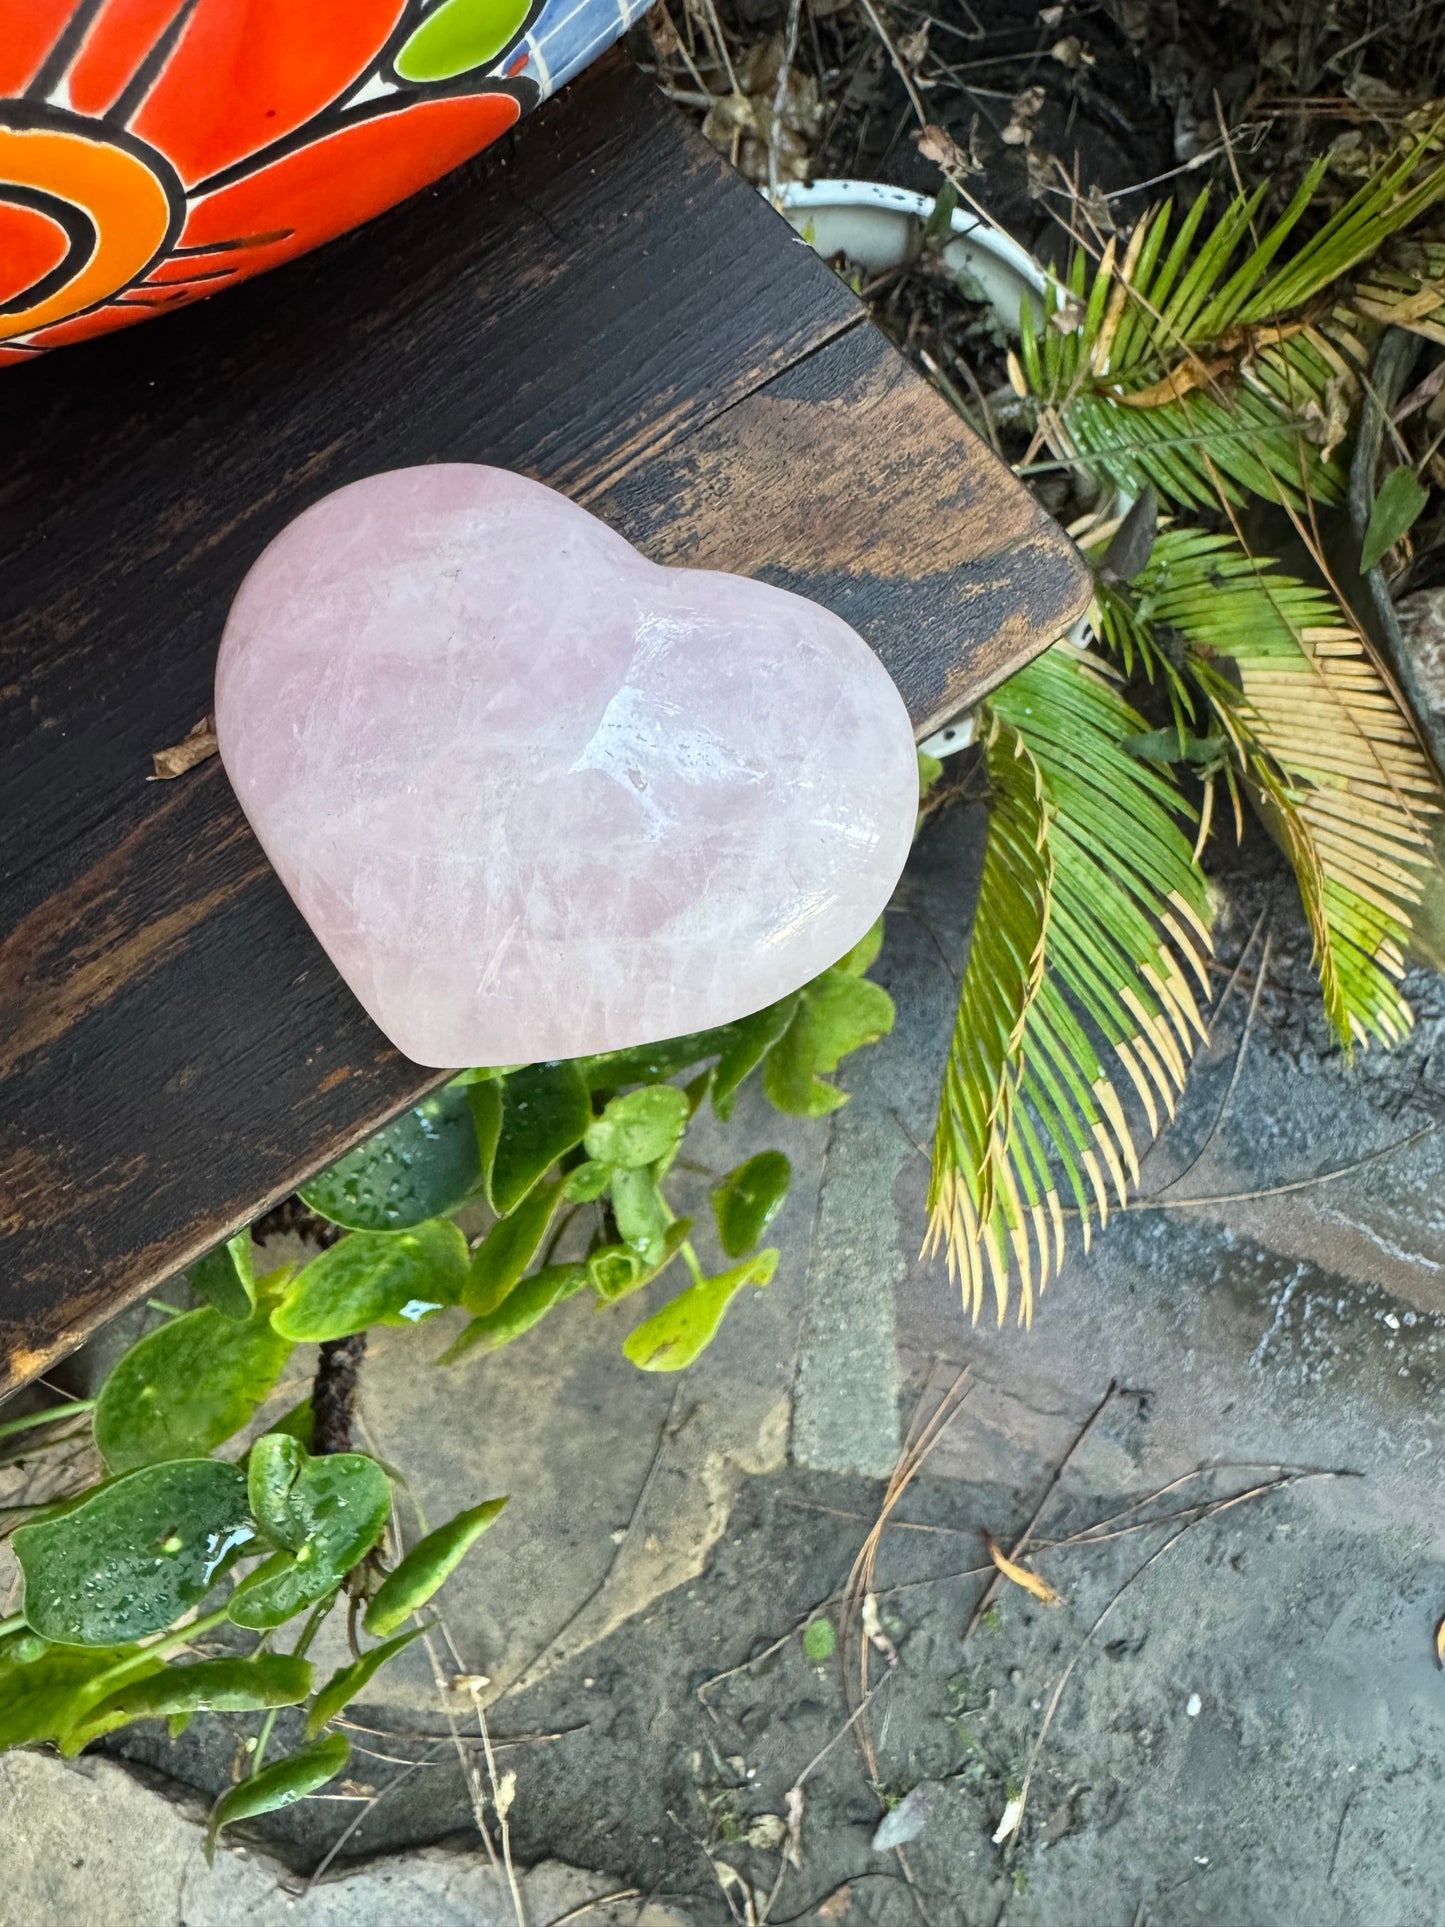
[
  {"xmin": 584, "ymin": 1085, "xmax": 689, "ymax": 1170},
  {"xmin": 622, "ymin": 1250, "xmax": 778, "ymax": 1372},
  {"xmin": 206, "ymin": 1734, "xmax": 350, "ymax": 1860},
  {"xmin": 94, "ymin": 1305, "xmax": 292, "ymax": 1474},
  {"xmin": 587, "ymin": 1219, "xmax": 692, "ymax": 1303},
  {"xmin": 228, "ymin": 1437, "xmax": 390, "ymax": 1629},
  {"xmin": 710, "ymin": 997, "xmax": 799, "ymax": 1122},
  {"xmin": 711, "ymin": 1151, "xmax": 792, "ymax": 1257},
  {"xmin": 364, "ymin": 1498, "xmax": 509, "ymax": 1639},
  {"xmin": 0, "ymin": 1638, "xmax": 164, "ymax": 1750},
  {"xmin": 488, "ymin": 1061, "xmax": 592, "ymax": 1213},
  {"xmin": 609, "ymin": 1166, "xmax": 674, "ymax": 1266},
  {"xmin": 190, "ymin": 1232, "xmax": 256, "ymax": 1320},
  {"xmin": 14, "ymin": 1461, "xmax": 253, "ymax": 1646},
  {"xmin": 299, "ymin": 1086, "xmax": 480, "ymax": 1232},
  {"xmin": 305, "ymin": 1626, "xmax": 428, "ymax": 1739},
  {"xmin": 563, "ymin": 1159, "xmax": 613, "ymax": 1202},
  {"xmin": 440, "ymin": 1263, "xmax": 588, "ymax": 1363},
  {"xmin": 83, "ymin": 1654, "xmax": 314, "ymax": 1739},
  {"xmin": 271, "ymin": 1219, "xmax": 469, "ymax": 1341},
  {"xmin": 463, "ymin": 1179, "xmax": 565, "ymax": 1316},
  {"xmin": 763, "ymin": 971, "xmax": 894, "ymax": 1116}
]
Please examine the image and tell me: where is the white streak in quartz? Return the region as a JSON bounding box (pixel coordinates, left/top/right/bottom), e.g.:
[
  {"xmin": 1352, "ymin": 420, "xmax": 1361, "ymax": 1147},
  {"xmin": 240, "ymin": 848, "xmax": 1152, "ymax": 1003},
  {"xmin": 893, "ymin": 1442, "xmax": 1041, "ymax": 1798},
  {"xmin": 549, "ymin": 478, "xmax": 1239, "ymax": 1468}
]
[
  {"xmin": 570, "ymin": 618, "xmax": 766, "ymax": 841},
  {"xmin": 215, "ymin": 465, "xmax": 920, "ymax": 1068}
]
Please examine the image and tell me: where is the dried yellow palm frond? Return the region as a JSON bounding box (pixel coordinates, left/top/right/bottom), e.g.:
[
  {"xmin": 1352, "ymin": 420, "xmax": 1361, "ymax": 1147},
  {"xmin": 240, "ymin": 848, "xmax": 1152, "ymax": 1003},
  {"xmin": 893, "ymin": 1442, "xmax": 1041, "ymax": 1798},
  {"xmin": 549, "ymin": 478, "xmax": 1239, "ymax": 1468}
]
[
  {"xmin": 1135, "ymin": 530, "xmax": 1440, "ymax": 1047},
  {"xmin": 926, "ymin": 646, "xmax": 1213, "ymax": 1321}
]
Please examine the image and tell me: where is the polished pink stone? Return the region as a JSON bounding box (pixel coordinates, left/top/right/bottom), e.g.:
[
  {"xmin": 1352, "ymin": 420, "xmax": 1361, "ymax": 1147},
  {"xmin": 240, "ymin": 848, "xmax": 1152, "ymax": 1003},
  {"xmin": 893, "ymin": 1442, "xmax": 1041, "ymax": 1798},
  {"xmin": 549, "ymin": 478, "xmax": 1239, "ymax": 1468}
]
[{"xmin": 215, "ymin": 465, "xmax": 918, "ymax": 1068}]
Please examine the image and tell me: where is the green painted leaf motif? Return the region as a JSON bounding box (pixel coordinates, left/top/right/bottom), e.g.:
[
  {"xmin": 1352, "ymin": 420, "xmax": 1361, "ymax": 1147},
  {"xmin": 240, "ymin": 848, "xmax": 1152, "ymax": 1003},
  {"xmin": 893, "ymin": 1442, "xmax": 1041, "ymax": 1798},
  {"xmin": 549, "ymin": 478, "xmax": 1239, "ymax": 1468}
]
[
  {"xmin": 711, "ymin": 1151, "xmax": 791, "ymax": 1257},
  {"xmin": 207, "ymin": 1734, "xmax": 350, "ymax": 1860},
  {"xmin": 1361, "ymin": 464, "xmax": 1429, "ymax": 573},
  {"xmin": 299, "ymin": 1086, "xmax": 481, "ymax": 1231},
  {"xmin": 440, "ymin": 1263, "xmax": 587, "ymax": 1363},
  {"xmin": 14, "ymin": 1461, "xmax": 252, "ymax": 1646},
  {"xmin": 94, "ymin": 1305, "xmax": 293, "ymax": 1473},
  {"xmin": 271, "ymin": 1219, "xmax": 469, "ymax": 1341},
  {"xmin": 463, "ymin": 1179, "xmax": 564, "ymax": 1315},
  {"xmin": 610, "ymin": 1166, "xmax": 673, "ymax": 1266},
  {"xmin": 623, "ymin": 1250, "xmax": 778, "ymax": 1371},
  {"xmin": 0, "ymin": 1639, "xmax": 164, "ymax": 1749},
  {"xmin": 711, "ymin": 997, "xmax": 799, "ymax": 1121},
  {"xmin": 364, "ymin": 1497, "xmax": 509, "ymax": 1639},
  {"xmin": 87, "ymin": 1654, "xmax": 314, "ymax": 1724},
  {"xmin": 584, "ymin": 1086, "xmax": 689, "ymax": 1170},
  {"xmin": 489, "ymin": 1061, "xmax": 592, "ymax": 1213},
  {"xmin": 306, "ymin": 1626, "xmax": 427, "ymax": 1739},
  {"xmin": 190, "ymin": 1232, "xmax": 256, "ymax": 1320},
  {"xmin": 394, "ymin": 0, "xmax": 532, "ymax": 82},
  {"xmin": 763, "ymin": 971, "xmax": 894, "ymax": 1116}
]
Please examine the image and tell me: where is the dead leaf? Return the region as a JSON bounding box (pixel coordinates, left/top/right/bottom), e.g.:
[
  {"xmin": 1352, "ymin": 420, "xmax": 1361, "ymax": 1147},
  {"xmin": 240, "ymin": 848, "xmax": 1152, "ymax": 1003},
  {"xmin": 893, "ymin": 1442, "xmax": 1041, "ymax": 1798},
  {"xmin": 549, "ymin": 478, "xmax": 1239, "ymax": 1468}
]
[
  {"xmin": 1050, "ymin": 296, "xmax": 1087, "ymax": 334},
  {"xmin": 1394, "ymin": 356, "xmax": 1445, "ymax": 425},
  {"xmin": 745, "ymin": 1813, "xmax": 787, "ymax": 1851},
  {"xmin": 1112, "ymin": 356, "xmax": 1231, "ymax": 409},
  {"xmin": 1300, "ymin": 373, "xmax": 1352, "ymax": 464},
  {"xmin": 784, "ymin": 1783, "xmax": 804, "ymax": 1868},
  {"xmin": 992, "ymin": 1792, "xmax": 1025, "ymax": 1844},
  {"xmin": 897, "ymin": 20, "xmax": 930, "ymax": 67},
  {"xmin": 817, "ymin": 1885, "xmax": 853, "ymax": 1921},
  {"xmin": 1038, "ymin": 3, "xmax": 1064, "ymax": 22},
  {"xmin": 916, "ymin": 122, "xmax": 972, "ymax": 176},
  {"xmin": 647, "ymin": 1, "xmax": 680, "ymax": 59},
  {"xmin": 1001, "ymin": 84, "xmax": 1046, "ymax": 147},
  {"xmin": 148, "ymin": 714, "xmax": 217, "ymax": 781},
  {"xmin": 1435, "ymin": 1615, "xmax": 1445, "ymax": 1667},
  {"xmin": 709, "ymin": 1859, "xmax": 758, "ymax": 1926},
  {"xmin": 1081, "ymin": 182, "xmax": 1115, "ymax": 234},
  {"xmin": 1050, "ymin": 34, "xmax": 1093, "ymax": 67},
  {"xmin": 861, "ymin": 1592, "xmax": 899, "ymax": 1665},
  {"xmin": 984, "ymin": 1533, "xmax": 1062, "ymax": 1606}
]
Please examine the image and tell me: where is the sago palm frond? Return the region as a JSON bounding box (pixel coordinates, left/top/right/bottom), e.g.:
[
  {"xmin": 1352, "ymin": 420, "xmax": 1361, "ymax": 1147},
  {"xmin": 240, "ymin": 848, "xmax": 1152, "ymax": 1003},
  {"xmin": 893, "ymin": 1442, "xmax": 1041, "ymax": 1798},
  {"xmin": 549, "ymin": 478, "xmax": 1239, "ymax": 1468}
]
[
  {"xmin": 1014, "ymin": 114, "xmax": 1445, "ymax": 512},
  {"xmin": 1352, "ymin": 236, "xmax": 1445, "ymax": 344},
  {"xmin": 926, "ymin": 645, "xmax": 1214, "ymax": 1322},
  {"xmin": 1130, "ymin": 529, "xmax": 1442, "ymax": 1047}
]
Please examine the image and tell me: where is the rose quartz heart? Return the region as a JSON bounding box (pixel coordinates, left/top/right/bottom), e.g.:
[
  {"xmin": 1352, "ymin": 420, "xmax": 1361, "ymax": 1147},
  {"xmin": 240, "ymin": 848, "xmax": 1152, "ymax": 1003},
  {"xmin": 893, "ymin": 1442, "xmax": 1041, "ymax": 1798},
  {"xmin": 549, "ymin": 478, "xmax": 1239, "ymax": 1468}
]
[{"xmin": 215, "ymin": 465, "xmax": 918, "ymax": 1068}]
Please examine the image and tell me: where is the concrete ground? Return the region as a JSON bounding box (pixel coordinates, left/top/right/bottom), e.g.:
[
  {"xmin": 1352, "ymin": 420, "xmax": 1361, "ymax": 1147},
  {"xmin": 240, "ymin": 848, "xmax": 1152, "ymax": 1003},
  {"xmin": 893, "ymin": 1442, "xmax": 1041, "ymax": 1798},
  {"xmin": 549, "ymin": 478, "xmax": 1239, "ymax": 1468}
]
[{"xmin": 6, "ymin": 798, "xmax": 1445, "ymax": 1927}]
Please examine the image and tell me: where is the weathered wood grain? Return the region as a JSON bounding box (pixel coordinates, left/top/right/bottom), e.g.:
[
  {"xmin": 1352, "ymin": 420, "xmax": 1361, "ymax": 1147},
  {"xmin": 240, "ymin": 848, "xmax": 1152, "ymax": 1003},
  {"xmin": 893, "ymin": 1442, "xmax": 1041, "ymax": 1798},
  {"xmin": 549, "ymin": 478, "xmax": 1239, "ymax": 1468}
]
[{"xmin": 0, "ymin": 55, "xmax": 1087, "ymax": 1395}]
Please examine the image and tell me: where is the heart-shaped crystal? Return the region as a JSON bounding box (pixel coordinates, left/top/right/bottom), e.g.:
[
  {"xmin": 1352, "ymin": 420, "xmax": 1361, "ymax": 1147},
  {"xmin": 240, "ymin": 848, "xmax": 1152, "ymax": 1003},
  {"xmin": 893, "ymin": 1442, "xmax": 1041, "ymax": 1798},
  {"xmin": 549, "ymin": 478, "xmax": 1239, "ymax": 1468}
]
[{"xmin": 215, "ymin": 466, "xmax": 918, "ymax": 1067}]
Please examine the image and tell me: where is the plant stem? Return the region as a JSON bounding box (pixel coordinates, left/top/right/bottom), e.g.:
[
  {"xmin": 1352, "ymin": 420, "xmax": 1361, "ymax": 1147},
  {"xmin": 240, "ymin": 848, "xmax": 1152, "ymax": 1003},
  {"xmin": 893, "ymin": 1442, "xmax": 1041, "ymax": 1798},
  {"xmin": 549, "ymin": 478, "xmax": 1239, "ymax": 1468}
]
[
  {"xmin": 250, "ymin": 1596, "xmax": 331, "ymax": 1778},
  {"xmin": 312, "ymin": 1334, "xmax": 366, "ymax": 1455},
  {"xmin": 680, "ymin": 1240, "xmax": 705, "ymax": 1286},
  {"xmin": 0, "ymin": 1613, "xmax": 27, "ymax": 1638},
  {"xmin": 0, "ymin": 1399, "xmax": 95, "ymax": 1444}
]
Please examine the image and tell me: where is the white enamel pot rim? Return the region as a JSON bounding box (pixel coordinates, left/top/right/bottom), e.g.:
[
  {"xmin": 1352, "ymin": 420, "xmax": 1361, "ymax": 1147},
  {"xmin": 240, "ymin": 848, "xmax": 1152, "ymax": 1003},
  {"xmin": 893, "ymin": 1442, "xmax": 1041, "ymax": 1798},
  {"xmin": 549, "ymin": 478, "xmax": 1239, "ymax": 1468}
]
[{"xmin": 777, "ymin": 178, "xmax": 1119, "ymax": 758}]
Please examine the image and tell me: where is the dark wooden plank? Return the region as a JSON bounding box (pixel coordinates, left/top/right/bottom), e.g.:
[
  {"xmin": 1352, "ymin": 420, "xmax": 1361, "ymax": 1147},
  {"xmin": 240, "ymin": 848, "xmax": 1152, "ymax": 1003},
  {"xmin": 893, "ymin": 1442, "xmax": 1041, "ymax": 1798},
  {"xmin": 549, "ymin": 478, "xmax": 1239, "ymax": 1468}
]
[
  {"xmin": 603, "ymin": 321, "xmax": 1086, "ymax": 736},
  {"xmin": 0, "ymin": 55, "xmax": 1086, "ymax": 1394}
]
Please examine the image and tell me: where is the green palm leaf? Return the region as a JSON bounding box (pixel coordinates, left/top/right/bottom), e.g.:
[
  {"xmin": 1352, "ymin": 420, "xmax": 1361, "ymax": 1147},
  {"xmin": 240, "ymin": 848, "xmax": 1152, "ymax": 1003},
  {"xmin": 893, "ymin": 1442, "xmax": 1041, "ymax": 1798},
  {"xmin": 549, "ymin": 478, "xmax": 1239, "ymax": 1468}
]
[
  {"xmin": 927, "ymin": 646, "xmax": 1214, "ymax": 1321},
  {"xmin": 1014, "ymin": 113, "xmax": 1445, "ymax": 511}
]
